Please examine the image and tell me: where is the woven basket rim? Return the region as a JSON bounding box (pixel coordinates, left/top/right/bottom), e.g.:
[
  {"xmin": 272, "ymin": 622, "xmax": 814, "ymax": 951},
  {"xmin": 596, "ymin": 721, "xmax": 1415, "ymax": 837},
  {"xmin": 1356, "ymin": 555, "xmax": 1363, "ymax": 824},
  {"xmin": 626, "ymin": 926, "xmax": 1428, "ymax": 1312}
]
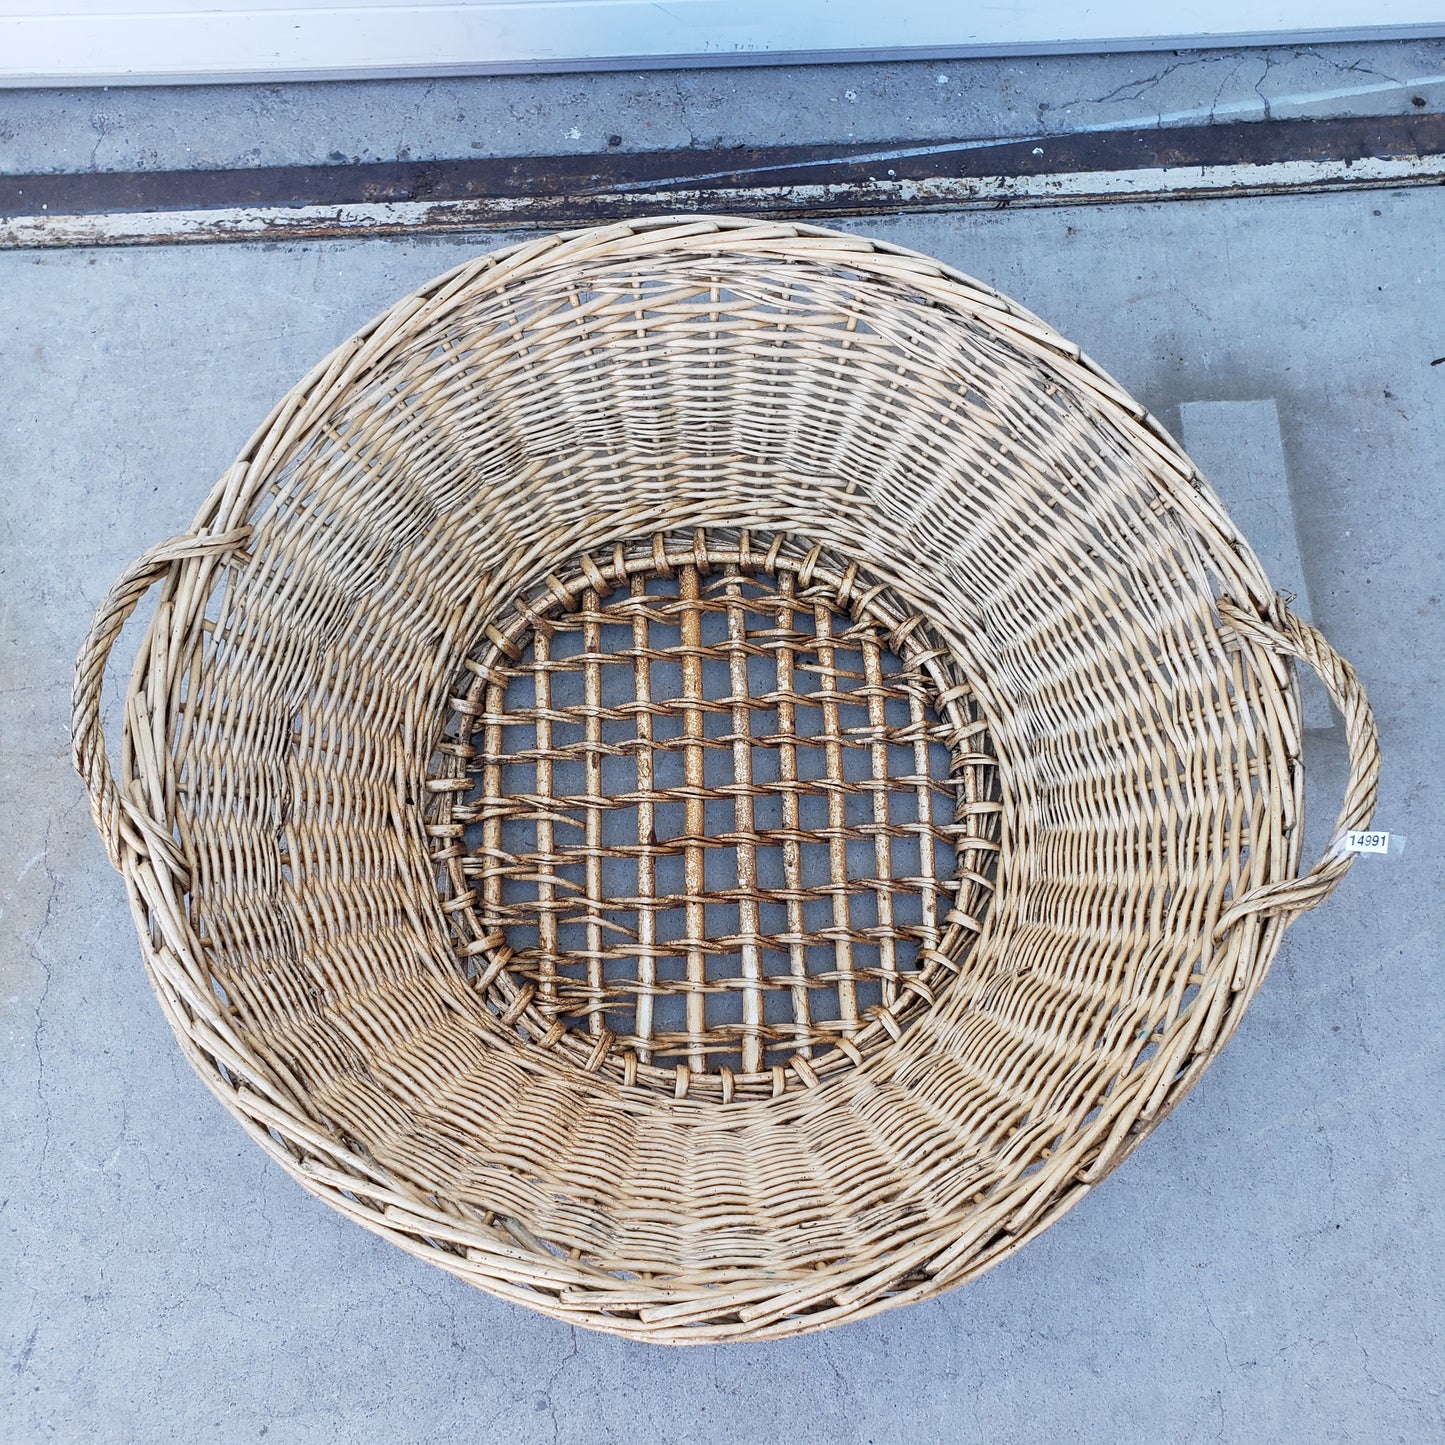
[{"xmin": 72, "ymin": 216, "xmax": 1379, "ymax": 1343}]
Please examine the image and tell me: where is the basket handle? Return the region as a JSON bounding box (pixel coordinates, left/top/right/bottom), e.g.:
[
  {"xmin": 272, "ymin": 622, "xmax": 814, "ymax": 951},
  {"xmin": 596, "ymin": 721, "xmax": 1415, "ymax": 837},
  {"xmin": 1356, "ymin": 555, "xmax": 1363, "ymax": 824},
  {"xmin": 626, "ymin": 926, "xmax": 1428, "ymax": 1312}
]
[
  {"xmin": 72, "ymin": 528, "xmax": 252, "ymax": 871},
  {"xmin": 1212, "ymin": 597, "xmax": 1381, "ymax": 940}
]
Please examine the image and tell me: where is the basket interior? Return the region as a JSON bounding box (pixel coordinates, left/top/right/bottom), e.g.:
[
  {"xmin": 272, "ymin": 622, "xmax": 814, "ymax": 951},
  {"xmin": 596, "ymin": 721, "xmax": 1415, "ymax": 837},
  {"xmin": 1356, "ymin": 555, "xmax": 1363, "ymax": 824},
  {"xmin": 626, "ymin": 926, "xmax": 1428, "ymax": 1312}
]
[{"xmin": 155, "ymin": 232, "xmax": 1299, "ymax": 1318}]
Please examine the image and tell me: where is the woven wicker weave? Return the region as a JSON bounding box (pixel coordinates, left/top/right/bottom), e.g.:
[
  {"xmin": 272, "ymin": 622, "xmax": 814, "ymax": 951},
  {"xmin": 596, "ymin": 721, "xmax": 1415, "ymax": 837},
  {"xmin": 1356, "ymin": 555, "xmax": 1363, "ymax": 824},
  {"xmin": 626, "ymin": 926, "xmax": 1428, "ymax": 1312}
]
[{"xmin": 74, "ymin": 217, "xmax": 1379, "ymax": 1342}]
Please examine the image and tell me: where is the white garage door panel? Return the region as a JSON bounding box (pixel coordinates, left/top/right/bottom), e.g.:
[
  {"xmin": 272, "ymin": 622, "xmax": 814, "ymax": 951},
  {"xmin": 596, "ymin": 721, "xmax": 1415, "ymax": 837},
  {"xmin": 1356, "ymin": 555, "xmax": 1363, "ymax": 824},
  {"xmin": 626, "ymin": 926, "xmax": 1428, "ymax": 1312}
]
[{"xmin": 3, "ymin": 1, "xmax": 1443, "ymax": 86}]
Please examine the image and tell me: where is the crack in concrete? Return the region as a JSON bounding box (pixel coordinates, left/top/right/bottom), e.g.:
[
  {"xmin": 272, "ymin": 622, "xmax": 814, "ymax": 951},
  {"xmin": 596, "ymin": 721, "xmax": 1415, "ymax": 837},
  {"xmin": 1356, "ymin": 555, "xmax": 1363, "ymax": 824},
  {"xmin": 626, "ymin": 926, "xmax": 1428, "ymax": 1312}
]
[
  {"xmin": 1200, "ymin": 1293, "xmax": 1237, "ymax": 1373},
  {"xmin": 400, "ymin": 80, "xmax": 439, "ymax": 163},
  {"xmin": 1208, "ymin": 60, "xmax": 1247, "ymax": 124},
  {"xmin": 1082, "ymin": 55, "xmax": 1227, "ymax": 112},
  {"xmin": 87, "ymin": 109, "xmax": 116, "ymax": 172},
  {"xmin": 1254, "ymin": 55, "xmax": 1279, "ymax": 122},
  {"xmin": 1300, "ymin": 48, "xmax": 1405, "ymax": 88},
  {"xmin": 1053, "ymin": 53, "xmax": 1226, "ymax": 119},
  {"xmin": 817, "ymin": 1330, "xmax": 862, "ymax": 1417},
  {"xmin": 255, "ymin": 1164, "xmax": 277, "ymax": 1263},
  {"xmin": 674, "ymin": 74, "xmax": 700, "ymax": 151},
  {"xmin": 12, "ymin": 1325, "xmax": 38, "ymax": 1376},
  {"xmin": 538, "ymin": 1325, "xmax": 579, "ymax": 1445},
  {"xmin": 1348, "ymin": 1320, "xmax": 1433, "ymax": 1409},
  {"xmin": 29, "ymin": 811, "xmax": 61, "ymax": 1178},
  {"xmin": 416, "ymin": 1273, "xmax": 465, "ymax": 1354}
]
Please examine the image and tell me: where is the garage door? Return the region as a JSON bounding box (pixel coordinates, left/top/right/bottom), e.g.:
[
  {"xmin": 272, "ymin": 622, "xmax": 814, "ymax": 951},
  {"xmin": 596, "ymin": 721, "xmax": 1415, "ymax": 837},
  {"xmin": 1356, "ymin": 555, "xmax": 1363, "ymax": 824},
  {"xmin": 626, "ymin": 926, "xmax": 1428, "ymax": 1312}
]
[{"xmin": 2, "ymin": 0, "xmax": 1442, "ymax": 86}]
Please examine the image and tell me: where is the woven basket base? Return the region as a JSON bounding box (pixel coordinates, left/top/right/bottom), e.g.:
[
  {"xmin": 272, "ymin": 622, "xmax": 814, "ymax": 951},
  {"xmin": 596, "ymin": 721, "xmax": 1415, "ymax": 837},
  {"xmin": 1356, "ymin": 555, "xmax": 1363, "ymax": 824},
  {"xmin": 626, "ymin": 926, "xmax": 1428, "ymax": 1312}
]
[{"xmin": 425, "ymin": 529, "xmax": 1001, "ymax": 1102}]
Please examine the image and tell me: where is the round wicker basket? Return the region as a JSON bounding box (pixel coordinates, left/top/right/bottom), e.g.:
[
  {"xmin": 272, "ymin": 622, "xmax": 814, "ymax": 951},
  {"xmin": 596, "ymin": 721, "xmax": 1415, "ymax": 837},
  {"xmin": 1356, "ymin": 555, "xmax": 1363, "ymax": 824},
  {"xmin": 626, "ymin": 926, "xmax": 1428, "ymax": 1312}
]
[{"xmin": 74, "ymin": 217, "xmax": 1379, "ymax": 1342}]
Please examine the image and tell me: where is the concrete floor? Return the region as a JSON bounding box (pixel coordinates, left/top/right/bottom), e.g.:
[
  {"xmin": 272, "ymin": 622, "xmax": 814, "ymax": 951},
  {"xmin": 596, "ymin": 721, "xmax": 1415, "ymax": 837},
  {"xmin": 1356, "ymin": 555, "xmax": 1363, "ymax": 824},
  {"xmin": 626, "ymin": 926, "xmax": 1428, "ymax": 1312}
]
[
  {"xmin": 3, "ymin": 52, "xmax": 1445, "ymax": 1445},
  {"xmin": 3, "ymin": 39, "xmax": 1445, "ymax": 174}
]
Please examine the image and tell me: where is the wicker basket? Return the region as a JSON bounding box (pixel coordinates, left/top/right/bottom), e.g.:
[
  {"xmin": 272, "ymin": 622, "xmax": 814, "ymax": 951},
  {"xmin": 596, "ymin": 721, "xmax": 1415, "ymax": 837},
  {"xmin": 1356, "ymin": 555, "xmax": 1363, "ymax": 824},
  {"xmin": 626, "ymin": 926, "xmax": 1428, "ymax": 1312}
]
[{"xmin": 73, "ymin": 217, "xmax": 1379, "ymax": 1343}]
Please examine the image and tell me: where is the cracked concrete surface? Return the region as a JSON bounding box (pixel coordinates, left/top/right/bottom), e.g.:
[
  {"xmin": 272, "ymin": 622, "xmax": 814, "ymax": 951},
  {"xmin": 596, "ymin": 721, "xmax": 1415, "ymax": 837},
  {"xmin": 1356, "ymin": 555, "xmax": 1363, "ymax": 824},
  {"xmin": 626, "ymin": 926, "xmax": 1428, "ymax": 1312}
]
[
  {"xmin": 1, "ymin": 39, "xmax": 1444, "ymax": 174},
  {"xmin": 2, "ymin": 54, "xmax": 1444, "ymax": 1445}
]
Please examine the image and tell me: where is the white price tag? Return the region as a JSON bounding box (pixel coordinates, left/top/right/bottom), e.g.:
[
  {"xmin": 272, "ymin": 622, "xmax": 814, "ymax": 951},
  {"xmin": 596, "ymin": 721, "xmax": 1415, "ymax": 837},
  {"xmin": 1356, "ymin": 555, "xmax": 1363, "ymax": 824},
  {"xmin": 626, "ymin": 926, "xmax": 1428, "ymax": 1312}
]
[{"xmin": 1344, "ymin": 830, "xmax": 1391, "ymax": 855}]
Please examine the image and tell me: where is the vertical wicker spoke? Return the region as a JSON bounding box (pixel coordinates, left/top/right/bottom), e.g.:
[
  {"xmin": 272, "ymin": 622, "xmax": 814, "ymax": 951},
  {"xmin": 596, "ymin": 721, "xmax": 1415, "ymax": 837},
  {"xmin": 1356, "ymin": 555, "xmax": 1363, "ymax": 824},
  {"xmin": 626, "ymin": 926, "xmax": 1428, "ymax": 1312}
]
[
  {"xmin": 481, "ymin": 674, "xmax": 506, "ymax": 945},
  {"xmin": 532, "ymin": 626, "xmax": 558, "ymax": 1012},
  {"xmin": 724, "ymin": 570, "xmax": 764, "ymax": 1075},
  {"xmin": 677, "ymin": 562, "xmax": 709, "ymax": 1073},
  {"xmin": 860, "ymin": 629, "xmax": 898, "ymax": 1007},
  {"xmin": 908, "ymin": 679, "xmax": 940, "ymax": 955},
  {"xmin": 632, "ymin": 573, "xmax": 656, "ymax": 1062},
  {"xmin": 772, "ymin": 571, "xmax": 813, "ymax": 1054},
  {"xmin": 812, "ymin": 601, "xmax": 857, "ymax": 1031},
  {"xmin": 582, "ymin": 586, "xmax": 605, "ymax": 1035}
]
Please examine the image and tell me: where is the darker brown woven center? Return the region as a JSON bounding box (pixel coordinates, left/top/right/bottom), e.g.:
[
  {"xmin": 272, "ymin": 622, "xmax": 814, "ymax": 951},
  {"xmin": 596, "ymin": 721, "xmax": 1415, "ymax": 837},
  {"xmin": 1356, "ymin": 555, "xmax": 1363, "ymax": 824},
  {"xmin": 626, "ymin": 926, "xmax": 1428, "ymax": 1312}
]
[{"xmin": 425, "ymin": 531, "xmax": 1001, "ymax": 1099}]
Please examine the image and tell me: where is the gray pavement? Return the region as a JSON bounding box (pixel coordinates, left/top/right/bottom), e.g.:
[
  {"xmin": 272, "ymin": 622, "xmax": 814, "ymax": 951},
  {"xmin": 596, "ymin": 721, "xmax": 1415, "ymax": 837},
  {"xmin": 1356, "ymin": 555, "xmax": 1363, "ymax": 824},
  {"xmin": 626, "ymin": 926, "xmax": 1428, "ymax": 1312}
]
[
  {"xmin": 2, "ymin": 58, "xmax": 1444, "ymax": 1445},
  {"xmin": 2, "ymin": 39, "xmax": 1445, "ymax": 174}
]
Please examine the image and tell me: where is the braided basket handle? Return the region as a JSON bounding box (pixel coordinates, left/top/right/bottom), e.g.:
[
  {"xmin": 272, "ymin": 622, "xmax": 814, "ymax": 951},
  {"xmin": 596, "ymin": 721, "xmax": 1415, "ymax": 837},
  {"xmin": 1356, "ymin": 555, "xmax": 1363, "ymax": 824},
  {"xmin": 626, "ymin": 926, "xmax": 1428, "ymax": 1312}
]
[
  {"xmin": 72, "ymin": 528, "xmax": 252, "ymax": 871},
  {"xmin": 1213, "ymin": 597, "xmax": 1381, "ymax": 940}
]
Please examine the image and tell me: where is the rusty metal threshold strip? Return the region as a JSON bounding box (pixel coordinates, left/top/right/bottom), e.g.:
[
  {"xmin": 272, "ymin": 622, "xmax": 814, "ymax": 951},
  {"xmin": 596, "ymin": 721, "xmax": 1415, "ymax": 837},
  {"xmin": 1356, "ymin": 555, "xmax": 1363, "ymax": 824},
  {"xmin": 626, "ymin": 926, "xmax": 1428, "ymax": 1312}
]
[{"xmin": 4, "ymin": 111, "xmax": 1443, "ymax": 248}]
